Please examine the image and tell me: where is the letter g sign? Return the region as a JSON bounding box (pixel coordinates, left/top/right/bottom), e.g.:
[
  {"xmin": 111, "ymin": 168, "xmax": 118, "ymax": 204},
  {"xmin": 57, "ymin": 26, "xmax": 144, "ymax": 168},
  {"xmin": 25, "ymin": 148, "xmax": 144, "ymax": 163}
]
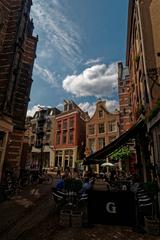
[{"xmin": 106, "ymin": 202, "xmax": 117, "ymax": 214}]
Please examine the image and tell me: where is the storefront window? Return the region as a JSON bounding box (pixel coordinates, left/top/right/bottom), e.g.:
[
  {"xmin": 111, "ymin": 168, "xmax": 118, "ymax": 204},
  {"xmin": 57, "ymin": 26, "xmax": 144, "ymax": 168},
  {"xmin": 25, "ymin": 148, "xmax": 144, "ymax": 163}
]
[{"xmin": 55, "ymin": 150, "xmax": 62, "ymax": 167}]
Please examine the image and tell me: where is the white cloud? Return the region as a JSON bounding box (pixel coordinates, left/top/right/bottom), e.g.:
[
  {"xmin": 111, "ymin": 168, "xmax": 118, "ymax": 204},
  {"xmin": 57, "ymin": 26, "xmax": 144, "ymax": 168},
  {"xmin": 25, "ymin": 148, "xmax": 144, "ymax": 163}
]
[
  {"xmin": 63, "ymin": 63, "xmax": 118, "ymax": 98},
  {"xmin": 56, "ymin": 103, "xmax": 64, "ymax": 111},
  {"xmin": 84, "ymin": 57, "xmax": 103, "ymax": 66},
  {"xmin": 27, "ymin": 104, "xmax": 52, "ymax": 117},
  {"xmin": 105, "ymin": 100, "xmax": 119, "ymax": 112},
  {"xmin": 31, "ymin": 1, "xmax": 81, "ymax": 69},
  {"xmin": 78, "ymin": 102, "xmax": 96, "ymax": 118},
  {"xmin": 27, "ymin": 105, "xmax": 42, "ymax": 117},
  {"xmin": 34, "ymin": 63, "xmax": 58, "ymax": 86},
  {"xmin": 79, "ymin": 99, "xmax": 119, "ymax": 118}
]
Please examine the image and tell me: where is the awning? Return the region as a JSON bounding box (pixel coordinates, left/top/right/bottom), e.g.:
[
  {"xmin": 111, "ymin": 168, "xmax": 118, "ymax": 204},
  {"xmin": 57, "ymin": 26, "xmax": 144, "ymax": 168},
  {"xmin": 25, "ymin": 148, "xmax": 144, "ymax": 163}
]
[{"xmin": 83, "ymin": 119, "xmax": 145, "ymax": 165}]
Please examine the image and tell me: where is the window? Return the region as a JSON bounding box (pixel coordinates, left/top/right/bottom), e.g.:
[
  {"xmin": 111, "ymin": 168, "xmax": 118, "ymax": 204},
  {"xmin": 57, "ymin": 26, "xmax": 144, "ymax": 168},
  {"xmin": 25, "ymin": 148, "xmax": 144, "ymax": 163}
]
[
  {"xmin": 32, "ymin": 124, "xmax": 36, "ymax": 133},
  {"xmin": 120, "ymin": 118, "xmax": 124, "ymax": 123},
  {"xmin": 63, "ymin": 119, "xmax": 67, "ymax": 129},
  {"xmin": 69, "ymin": 117, "xmax": 74, "ymax": 128},
  {"xmin": 35, "ymin": 138, "xmax": 42, "ymax": 148},
  {"xmin": 88, "ymin": 139, "xmax": 95, "ymax": 152},
  {"xmin": 45, "ymin": 134, "xmax": 50, "ymax": 141},
  {"xmin": 99, "ymin": 110, "xmax": 104, "ymax": 118},
  {"xmin": 57, "ymin": 121, "xmax": 61, "ymax": 131},
  {"xmin": 108, "ymin": 121, "xmax": 117, "ymax": 132},
  {"xmin": 46, "ymin": 121, "xmax": 51, "ymax": 131},
  {"xmin": 128, "ymin": 97, "xmax": 131, "ymax": 106},
  {"xmin": 69, "ymin": 129, "xmax": 74, "ymax": 144},
  {"xmin": 0, "ymin": 131, "xmax": 5, "ymax": 147},
  {"xmin": 65, "ymin": 150, "xmax": 73, "ymax": 168},
  {"xmin": 31, "ymin": 135, "xmax": 34, "ymax": 143},
  {"xmin": 69, "ymin": 157, "xmax": 73, "ymax": 168},
  {"xmin": 55, "ymin": 150, "xmax": 62, "ymax": 167},
  {"xmin": 88, "ymin": 124, "xmax": 95, "ymax": 135},
  {"xmin": 98, "ymin": 123, "xmax": 105, "ymax": 133},
  {"xmin": 98, "ymin": 138, "xmax": 105, "ymax": 149},
  {"xmin": 43, "ymin": 152, "xmax": 50, "ymax": 168},
  {"xmin": 62, "ymin": 131, "xmax": 67, "ymax": 144},
  {"xmin": 56, "ymin": 132, "xmax": 60, "ymax": 144}
]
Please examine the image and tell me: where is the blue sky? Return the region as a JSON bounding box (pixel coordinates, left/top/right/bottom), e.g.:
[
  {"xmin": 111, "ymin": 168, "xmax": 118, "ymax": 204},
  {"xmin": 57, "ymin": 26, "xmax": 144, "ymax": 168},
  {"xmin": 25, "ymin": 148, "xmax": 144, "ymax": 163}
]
[{"xmin": 27, "ymin": 0, "xmax": 128, "ymax": 117}]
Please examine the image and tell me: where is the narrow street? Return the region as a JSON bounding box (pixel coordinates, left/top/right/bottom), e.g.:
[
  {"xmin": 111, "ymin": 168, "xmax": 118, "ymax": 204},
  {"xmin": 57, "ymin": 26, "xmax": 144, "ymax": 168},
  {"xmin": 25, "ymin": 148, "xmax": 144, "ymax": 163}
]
[
  {"xmin": 0, "ymin": 182, "xmax": 159, "ymax": 240},
  {"xmin": 0, "ymin": 183, "xmax": 55, "ymax": 240}
]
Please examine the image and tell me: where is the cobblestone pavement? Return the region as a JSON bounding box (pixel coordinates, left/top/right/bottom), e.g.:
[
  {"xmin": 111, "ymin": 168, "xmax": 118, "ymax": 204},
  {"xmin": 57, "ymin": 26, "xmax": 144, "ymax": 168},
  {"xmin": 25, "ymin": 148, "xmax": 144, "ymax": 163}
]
[
  {"xmin": 0, "ymin": 182, "xmax": 55, "ymax": 240},
  {"xmin": 0, "ymin": 181, "xmax": 159, "ymax": 240}
]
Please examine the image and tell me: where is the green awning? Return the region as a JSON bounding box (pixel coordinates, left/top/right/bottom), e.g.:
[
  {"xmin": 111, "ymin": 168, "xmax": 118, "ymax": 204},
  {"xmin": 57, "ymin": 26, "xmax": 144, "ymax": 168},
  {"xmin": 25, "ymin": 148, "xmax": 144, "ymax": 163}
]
[{"xmin": 83, "ymin": 119, "xmax": 145, "ymax": 165}]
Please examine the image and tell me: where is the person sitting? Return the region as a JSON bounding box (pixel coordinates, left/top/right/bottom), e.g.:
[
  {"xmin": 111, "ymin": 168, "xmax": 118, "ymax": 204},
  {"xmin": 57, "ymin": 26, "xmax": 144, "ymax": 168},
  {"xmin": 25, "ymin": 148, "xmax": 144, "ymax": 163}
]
[
  {"xmin": 80, "ymin": 177, "xmax": 92, "ymax": 194},
  {"xmin": 55, "ymin": 177, "xmax": 65, "ymax": 191}
]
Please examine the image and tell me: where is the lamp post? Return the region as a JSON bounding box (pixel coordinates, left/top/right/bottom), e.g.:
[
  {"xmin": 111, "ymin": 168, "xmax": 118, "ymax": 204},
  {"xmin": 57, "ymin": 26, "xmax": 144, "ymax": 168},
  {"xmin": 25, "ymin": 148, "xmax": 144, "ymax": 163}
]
[{"xmin": 36, "ymin": 109, "xmax": 46, "ymax": 175}]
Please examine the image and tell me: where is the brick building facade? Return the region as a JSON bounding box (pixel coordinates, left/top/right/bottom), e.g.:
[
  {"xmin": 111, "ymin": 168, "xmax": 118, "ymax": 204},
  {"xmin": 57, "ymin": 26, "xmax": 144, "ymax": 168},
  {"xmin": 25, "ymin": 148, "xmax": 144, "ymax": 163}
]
[
  {"xmin": 126, "ymin": 0, "xmax": 160, "ymax": 182},
  {"xmin": 86, "ymin": 99, "xmax": 119, "ymax": 173},
  {"xmin": 118, "ymin": 62, "xmax": 132, "ymax": 134},
  {"xmin": 0, "ymin": 0, "xmax": 37, "ymax": 181},
  {"xmin": 22, "ymin": 108, "xmax": 61, "ymax": 170},
  {"xmin": 53, "ymin": 100, "xmax": 89, "ymax": 171}
]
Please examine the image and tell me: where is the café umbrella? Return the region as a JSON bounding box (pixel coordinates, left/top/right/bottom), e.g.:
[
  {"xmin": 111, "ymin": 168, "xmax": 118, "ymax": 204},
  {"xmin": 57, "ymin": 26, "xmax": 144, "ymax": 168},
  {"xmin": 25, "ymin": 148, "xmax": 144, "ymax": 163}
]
[{"xmin": 101, "ymin": 162, "xmax": 114, "ymax": 167}]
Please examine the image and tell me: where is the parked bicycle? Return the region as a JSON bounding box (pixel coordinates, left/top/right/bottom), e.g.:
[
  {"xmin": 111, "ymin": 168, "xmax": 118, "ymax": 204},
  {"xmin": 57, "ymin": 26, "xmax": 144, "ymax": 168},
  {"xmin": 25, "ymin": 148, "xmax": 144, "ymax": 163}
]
[{"xmin": 4, "ymin": 171, "xmax": 21, "ymax": 198}]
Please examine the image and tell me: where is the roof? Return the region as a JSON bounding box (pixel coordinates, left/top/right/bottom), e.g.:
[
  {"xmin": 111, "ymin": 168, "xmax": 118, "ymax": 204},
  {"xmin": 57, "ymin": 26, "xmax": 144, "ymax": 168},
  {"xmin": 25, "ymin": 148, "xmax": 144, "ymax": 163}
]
[{"xmin": 83, "ymin": 118, "xmax": 145, "ymax": 165}]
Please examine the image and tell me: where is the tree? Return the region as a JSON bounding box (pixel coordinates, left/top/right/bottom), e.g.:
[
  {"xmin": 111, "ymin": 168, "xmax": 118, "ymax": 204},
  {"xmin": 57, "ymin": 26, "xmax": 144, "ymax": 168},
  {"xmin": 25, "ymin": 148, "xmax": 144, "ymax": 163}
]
[{"xmin": 110, "ymin": 146, "xmax": 131, "ymax": 171}]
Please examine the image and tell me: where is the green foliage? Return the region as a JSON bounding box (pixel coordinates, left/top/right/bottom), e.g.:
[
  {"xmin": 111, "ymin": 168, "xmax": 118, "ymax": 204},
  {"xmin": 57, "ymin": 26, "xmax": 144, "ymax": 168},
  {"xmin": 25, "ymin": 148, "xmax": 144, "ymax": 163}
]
[{"xmin": 110, "ymin": 146, "xmax": 131, "ymax": 161}]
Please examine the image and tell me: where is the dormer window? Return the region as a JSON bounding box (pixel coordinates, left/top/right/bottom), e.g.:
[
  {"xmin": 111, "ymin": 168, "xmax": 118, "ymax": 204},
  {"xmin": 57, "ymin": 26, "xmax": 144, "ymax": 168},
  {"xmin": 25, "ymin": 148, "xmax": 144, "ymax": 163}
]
[{"xmin": 64, "ymin": 104, "xmax": 68, "ymax": 111}]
